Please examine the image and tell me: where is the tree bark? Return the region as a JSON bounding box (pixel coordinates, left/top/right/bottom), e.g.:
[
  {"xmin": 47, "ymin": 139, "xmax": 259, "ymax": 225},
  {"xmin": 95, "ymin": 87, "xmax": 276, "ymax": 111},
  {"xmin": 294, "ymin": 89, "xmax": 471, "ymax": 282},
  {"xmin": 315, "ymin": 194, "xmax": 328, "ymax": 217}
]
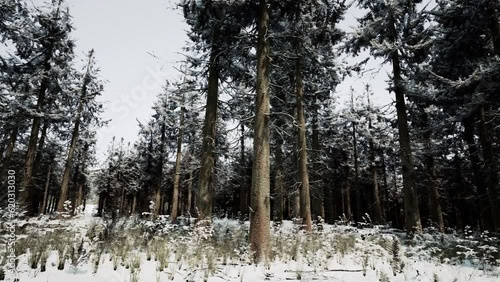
[
  {"xmin": 369, "ymin": 127, "xmax": 383, "ymax": 225},
  {"xmin": 171, "ymin": 92, "xmax": 185, "ymax": 223},
  {"xmin": 239, "ymin": 123, "xmax": 249, "ymax": 219},
  {"xmin": 187, "ymin": 162, "xmax": 193, "ymax": 217},
  {"xmin": 39, "ymin": 158, "xmax": 53, "ymax": 215},
  {"xmin": 57, "ymin": 51, "xmax": 94, "ymax": 214},
  {"xmin": 478, "ymin": 105, "xmax": 500, "ymax": 232},
  {"xmin": 295, "ymin": 58, "xmax": 312, "ymax": 232},
  {"xmin": 463, "ymin": 116, "xmax": 492, "ymax": 230},
  {"xmin": 274, "ymin": 138, "xmax": 284, "ymax": 222},
  {"xmin": 388, "ymin": 13, "xmax": 422, "ymax": 234},
  {"xmin": 311, "ymin": 114, "xmax": 324, "ymax": 219},
  {"xmin": 196, "ymin": 28, "xmax": 221, "ymax": 223},
  {"xmin": 343, "ymin": 164, "xmax": 353, "ymax": 221},
  {"xmin": 154, "ymin": 123, "xmax": 166, "ymax": 217},
  {"xmin": 20, "ymin": 74, "xmax": 49, "ymax": 213},
  {"xmin": 249, "ymin": 0, "xmax": 271, "ymax": 263},
  {"xmin": 423, "ymin": 126, "xmax": 444, "ymax": 232}
]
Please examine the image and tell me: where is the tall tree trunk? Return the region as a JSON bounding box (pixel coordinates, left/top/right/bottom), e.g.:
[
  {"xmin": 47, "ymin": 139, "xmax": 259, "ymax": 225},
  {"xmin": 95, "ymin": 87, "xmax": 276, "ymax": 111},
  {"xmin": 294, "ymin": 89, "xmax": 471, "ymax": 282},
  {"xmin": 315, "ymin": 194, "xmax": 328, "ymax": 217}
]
[
  {"xmin": 295, "ymin": 58, "xmax": 312, "ymax": 232},
  {"xmin": 154, "ymin": 123, "xmax": 166, "ymax": 217},
  {"xmin": 28, "ymin": 121, "xmax": 49, "ymax": 213},
  {"xmin": 366, "ymin": 90, "xmax": 383, "ymax": 224},
  {"xmin": 352, "ymin": 121, "xmax": 362, "ymax": 222},
  {"xmin": 311, "ymin": 114, "xmax": 324, "ymax": 219},
  {"xmin": 274, "ymin": 138, "xmax": 284, "ymax": 222},
  {"xmin": 57, "ymin": 51, "xmax": 94, "ymax": 214},
  {"xmin": 389, "ymin": 13, "xmax": 422, "ymax": 234},
  {"xmin": 250, "ymin": 0, "xmax": 271, "ymax": 263},
  {"xmin": 380, "ymin": 151, "xmax": 389, "ymax": 220},
  {"xmin": 369, "ymin": 131, "xmax": 383, "ymax": 225},
  {"xmin": 19, "ymin": 2, "xmax": 61, "ymax": 211},
  {"xmin": 423, "ymin": 126, "xmax": 444, "ymax": 232},
  {"xmin": 239, "ymin": 123, "xmax": 249, "ymax": 219},
  {"xmin": 478, "ymin": 105, "xmax": 500, "ymax": 232},
  {"xmin": 39, "ymin": 158, "xmax": 53, "ymax": 215},
  {"xmin": 171, "ymin": 92, "xmax": 185, "ymax": 223},
  {"xmin": 463, "ymin": 116, "xmax": 492, "ymax": 230},
  {"xmin": 197, "ymin": 29, "xmax": 221, "ymax": 223},
  {"xmin": 343, "ymin": 165, "xmax": 353, "ymax": 221},
  {"xmin": 20, "ymin": 76, "xmax": 49, "ymax": 213},
  {"xmin": 187, "ymin": 167, "xmax": 193, "ymax": 217},
  {"xmin": 131, "ymin": 194, "xmax": 137, "ymax": 215}
]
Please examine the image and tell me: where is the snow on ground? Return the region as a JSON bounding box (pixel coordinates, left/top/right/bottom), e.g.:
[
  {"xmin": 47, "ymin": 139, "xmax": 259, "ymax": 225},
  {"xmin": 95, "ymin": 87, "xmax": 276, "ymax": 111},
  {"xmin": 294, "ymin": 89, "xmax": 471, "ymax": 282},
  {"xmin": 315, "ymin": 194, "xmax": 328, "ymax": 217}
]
[{"xmin": 1, "ymin": 206, "xmax": 499, "ymax": 282}]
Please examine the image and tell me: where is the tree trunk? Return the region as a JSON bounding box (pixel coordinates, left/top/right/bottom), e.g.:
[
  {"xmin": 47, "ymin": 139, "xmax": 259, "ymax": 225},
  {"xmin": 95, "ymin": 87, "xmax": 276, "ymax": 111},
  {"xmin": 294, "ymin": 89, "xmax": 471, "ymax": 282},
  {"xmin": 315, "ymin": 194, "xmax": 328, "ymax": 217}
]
[
  {"xmin": 249, "ymin": 0, "xmax": 271, "ymax": 263},
  {"xmin": 369, "ymin": 131, "xmax": 383, "ymax": 225},
  {"xmin": 57, "ymin": 98, "xmax": 82, "ymax": 213},
  {"xmin": 171, "ymin": 92, "xmax": 185, "ymax": 223},
  {"xmin": 352, "ymin": 121, "xmax": 362, "ymax": 223},
  {"xmin": 274, "ymin": 139, "xmax": 284, "ymax": 222},
  {"xmin": 20, "ymin": 77, "xmax": 49, "ymax": 213},
  {"xmin": 295, "ymin": 58, "xmax": 312, "ymax": 232},
  {"xmin": 343, "ymin": 165, "xmax": 352, "ymax": 221},
  {"xmin": 463, "ymin": 116, "xmax": 492, "ymax": 230},
  {"xmin": 380, "ymin": 151, "xmax": 389, "ymax": 220},
  {"xmin": 423, "ymin": 127, "xmax": 444, "ymax": 232},
  {"xmin": 187, "ymin": 164, "xmax": 193, "ymax": 217},
  {"xmin": 367, "ymin": 92, "xmax": 383, "ymax": 225},
  {"xmin": 239, "ymin": 123, "xmax": 249, "ymax": 219},
  {"xmin": 478, "ymin": 105, "xmax": 500, "ymax": 232},
  {"xmin": 311, "ymin": 114, "xmax": 324, "ymax": 219},
  {"xmin": 57, "ymin": 51, "xmax": 94, "ymax": 214},
  {"xmin": 154, "ymin": 123, "xmax": 166, "ymax": 217},
  {"xmin": 196, "ymin": 28, "xmax": 221, "ymax": 223},
  {"xmin": 39, "ymin": 158, "xmax": 53, "ymax": 215},
  {"xmin": 389, "ymin": 13, "xmax": 422, "ymax": 234},
  {"xmin": 131, "ymin": 194, "xmax": 137, "ymax": 214}
]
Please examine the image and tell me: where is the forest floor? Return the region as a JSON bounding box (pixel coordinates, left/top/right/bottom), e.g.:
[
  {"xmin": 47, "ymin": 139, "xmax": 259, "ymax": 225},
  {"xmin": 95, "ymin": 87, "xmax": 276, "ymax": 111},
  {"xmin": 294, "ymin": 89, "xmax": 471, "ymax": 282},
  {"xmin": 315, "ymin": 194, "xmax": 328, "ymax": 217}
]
[{"xmin": 1, "ymin": 205, "xmax": 499, "ymax": 282}]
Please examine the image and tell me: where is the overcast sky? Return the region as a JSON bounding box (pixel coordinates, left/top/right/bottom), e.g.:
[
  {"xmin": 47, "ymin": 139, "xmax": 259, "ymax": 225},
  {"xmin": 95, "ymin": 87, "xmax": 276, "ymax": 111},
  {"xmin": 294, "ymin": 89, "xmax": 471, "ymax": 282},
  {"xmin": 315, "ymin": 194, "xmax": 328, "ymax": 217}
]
[
  {"xmin": 62, "ymin": 0, "xmax": 391, "ymax": 165},
  {"xmin": 66, "ymin": 0, "xmax": 188, "ymax": 164}
]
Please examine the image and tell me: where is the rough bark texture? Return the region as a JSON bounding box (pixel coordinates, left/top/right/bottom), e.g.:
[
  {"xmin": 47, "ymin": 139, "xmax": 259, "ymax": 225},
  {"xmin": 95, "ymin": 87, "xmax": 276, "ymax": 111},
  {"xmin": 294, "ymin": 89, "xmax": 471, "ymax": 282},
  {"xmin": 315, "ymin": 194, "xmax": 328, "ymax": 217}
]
[
  {"xmin": 196, "ymin": 29, "xmax": 220, "ymax": 223},
  {"xmin": 389, "ymin": 13, "xmax": 422, "ymax": 234},
  {"xmin": 295, "ymin": 59, "xmax": 312, "ymax": 232},
  {"xmin": 249, "ymin": 0, "xmax": 271, "ymax": 263}
]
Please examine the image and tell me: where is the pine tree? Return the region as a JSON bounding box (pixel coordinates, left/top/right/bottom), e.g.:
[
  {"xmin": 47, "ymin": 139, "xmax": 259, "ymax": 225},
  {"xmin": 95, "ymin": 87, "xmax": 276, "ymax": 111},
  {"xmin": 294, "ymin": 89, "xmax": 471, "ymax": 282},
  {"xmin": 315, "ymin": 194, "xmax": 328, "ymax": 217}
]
[{"xmin": 347, "ymin": 0, "xmax": 426, "ymax": 234}]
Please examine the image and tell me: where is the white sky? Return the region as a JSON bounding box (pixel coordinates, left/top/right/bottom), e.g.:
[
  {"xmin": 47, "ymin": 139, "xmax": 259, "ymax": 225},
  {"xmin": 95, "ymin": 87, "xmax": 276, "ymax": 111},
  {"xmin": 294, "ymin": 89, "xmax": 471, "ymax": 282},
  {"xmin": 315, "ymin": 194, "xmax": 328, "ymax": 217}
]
[
  {"xmin": 63, "ymin": 0, "xmax": 391, "ymax": 165},
  {"xmin": 67, "ymin": 0, "xmax": 188, "ymax": 164}
]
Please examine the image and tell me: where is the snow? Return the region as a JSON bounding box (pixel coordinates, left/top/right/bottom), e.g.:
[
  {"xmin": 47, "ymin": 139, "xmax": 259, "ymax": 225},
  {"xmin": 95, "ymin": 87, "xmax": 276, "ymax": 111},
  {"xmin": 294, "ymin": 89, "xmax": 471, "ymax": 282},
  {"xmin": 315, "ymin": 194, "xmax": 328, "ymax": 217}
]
[{"xmin": 1, "ymin": 205, "xmax": 499, "ymax": 282}]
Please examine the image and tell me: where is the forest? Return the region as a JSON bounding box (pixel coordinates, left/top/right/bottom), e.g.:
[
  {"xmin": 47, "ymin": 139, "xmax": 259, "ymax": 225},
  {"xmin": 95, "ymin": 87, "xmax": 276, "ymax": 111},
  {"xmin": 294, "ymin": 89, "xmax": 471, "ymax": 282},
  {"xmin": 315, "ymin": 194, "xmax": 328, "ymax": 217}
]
[{"xmin": 1, "ymin": 0, "xmax": 500, "ymax": 272}]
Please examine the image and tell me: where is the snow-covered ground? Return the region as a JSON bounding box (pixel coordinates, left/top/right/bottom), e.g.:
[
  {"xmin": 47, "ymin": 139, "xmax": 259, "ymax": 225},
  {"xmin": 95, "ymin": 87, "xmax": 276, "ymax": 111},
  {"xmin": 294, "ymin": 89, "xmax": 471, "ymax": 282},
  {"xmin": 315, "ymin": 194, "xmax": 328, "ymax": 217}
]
[{"xmin": 1, "ymin": 205, "xmax": 498, "ymax": 282}]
